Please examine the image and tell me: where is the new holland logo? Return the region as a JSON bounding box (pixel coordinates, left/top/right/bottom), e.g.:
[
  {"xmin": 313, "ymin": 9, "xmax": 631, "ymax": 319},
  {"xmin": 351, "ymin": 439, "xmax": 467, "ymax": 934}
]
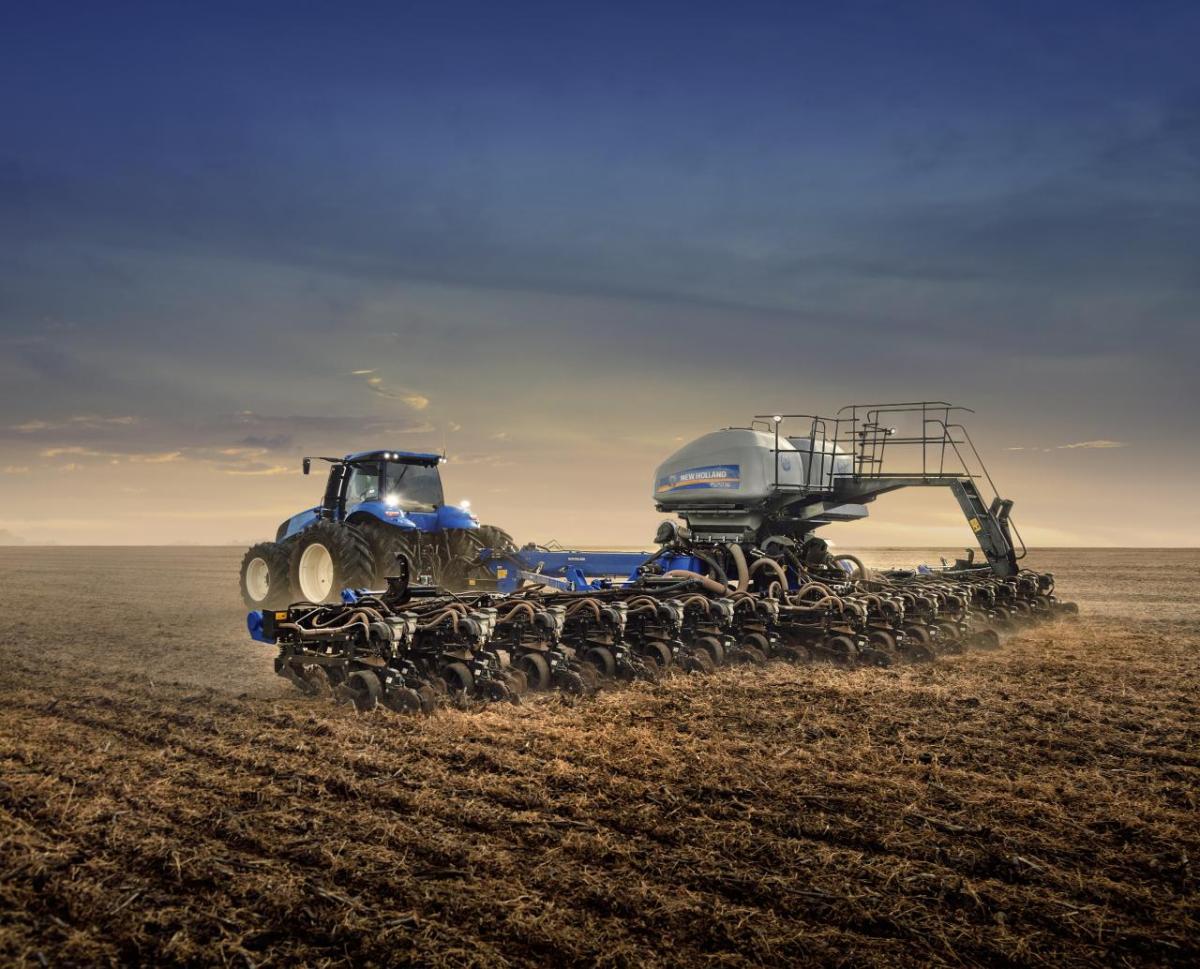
[{"xmin": 656, "ymin": 464, "xmax": 741, "ymax": 494}]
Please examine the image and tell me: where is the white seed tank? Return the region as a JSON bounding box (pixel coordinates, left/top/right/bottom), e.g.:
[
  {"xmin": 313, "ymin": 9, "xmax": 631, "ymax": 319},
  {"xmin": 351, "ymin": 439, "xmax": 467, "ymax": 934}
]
[{"xmin": 653, "ymin": 428, "xmax": 855, "ymax": 508}]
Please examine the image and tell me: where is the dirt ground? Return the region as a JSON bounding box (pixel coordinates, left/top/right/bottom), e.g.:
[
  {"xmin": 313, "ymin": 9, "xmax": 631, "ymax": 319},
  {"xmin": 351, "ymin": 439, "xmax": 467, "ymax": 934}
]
[{"xmin": 1, "ymin": 547, "xmax": 1197, "ymax": 967}]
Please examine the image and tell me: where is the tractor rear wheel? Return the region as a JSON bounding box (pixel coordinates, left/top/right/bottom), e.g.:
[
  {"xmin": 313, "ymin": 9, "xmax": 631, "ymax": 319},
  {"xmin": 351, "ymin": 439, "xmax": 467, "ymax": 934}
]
[
  {"xmin": 475, "ymin": 524, "xmax": 517, "ymax": 553},
  {"xmin": 288, "ymin": 521, "xmax": 376, "ymax": 603},
  {"xmin": 240, "ymin": 541, "xmax": 293, "ymax": 609},
  {"xmin": 353, "ymin": 517, "xmax": 423, "ymax": 587}
]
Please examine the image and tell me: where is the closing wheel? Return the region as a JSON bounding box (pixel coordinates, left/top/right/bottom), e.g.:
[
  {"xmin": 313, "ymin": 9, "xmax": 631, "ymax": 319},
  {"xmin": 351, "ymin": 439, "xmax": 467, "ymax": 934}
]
[
  {"xmin": 822, "ymin": 634, "xmax": 858, "ymax": 666},
  {"xmin": 502, "ymin": 668, "xmax": 529, "ymax": 696},
  {"xmin": 416, "ymin": 684, "xmax": 439, "ymax": 714},
  {"xmin": 585, "ymin": 646, "xmax": 617, "ymax": 678},
  {"xmin": 383, "ymin": 685, "xmax": 423, "ymax": 714},
  {"xmin": 695, "ymin": 636, "xmax": 725, "ymax": 666},
  {"xmin": 739, "ymin": 645, "xmax": 768, "ymax": 666},
  {"xmin": 900, "ymin": 626, "xmax": 935, "ymax": 662},
  {"xmin": 343, "ymin": 670, "xmax": 381, "ymax": 712},
  {"xmin": 971, "ymin": 628, "xmax": 1001, "ymax": 650},
  {"xmin": 633, "ymin": 655, "xmax": 661, "ymax": 683},
  {"xmin": 301, "ymin": 664, "xmax": 333, "ymax": 696},
  {"xmin": 936, "ymin": 621, "xmax": 963, "ymax": 652},
  {"xmin": 741, "ymin": 632, "xmax": 772, "ymax": 658},
  {"xmin": 484, "ymin": 678, "xmax": 513, "ymax": 703},
  {"xmin": 554, "ymin": 667, "xmax": 588, "ymax": 695},
  {"xmin": 868, "ymin": 629, "xmax": 898, "ymax": 654},
  {"xmin": 686, "ymin": 649, "xmax": 715, "ymax": 674},
  {"xmin": 779, "ymin": 644, "xmax": 811, "ymax": 663},
  {"xmin": 442, "ymin": 661, "xmax": 475, "ymax": 696},
  {"xmin": 240, "ymin": 541, "xmax": 293, "ymax": 609},
  {"xmin": 640, "ymin": 641, "xmax": 674, "ymax": 671},
  {"xmin": 516, "ymin": 652, "xmax": 552, "ymax": 691}
]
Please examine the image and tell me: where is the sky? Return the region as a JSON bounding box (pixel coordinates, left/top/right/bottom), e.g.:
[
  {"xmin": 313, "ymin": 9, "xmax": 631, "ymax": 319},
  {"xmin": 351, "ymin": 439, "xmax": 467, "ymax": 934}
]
[{"xmin": 1, "ymin": 0, "xmax": 1198, "ymax": 548}]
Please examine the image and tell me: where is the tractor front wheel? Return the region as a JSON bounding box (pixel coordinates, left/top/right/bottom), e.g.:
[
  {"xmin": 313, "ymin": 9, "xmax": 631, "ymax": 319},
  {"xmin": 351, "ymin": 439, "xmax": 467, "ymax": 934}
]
[{"xmin": 240, "ymin": 541, "xmax": 292, "ymax": 609}]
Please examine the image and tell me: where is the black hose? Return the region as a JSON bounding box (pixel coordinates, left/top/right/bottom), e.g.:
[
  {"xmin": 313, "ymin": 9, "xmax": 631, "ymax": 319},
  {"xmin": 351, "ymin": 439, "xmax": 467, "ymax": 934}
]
[{"xmin": 692, "ymin": 549, "xmax": 729, "ymax": 588}]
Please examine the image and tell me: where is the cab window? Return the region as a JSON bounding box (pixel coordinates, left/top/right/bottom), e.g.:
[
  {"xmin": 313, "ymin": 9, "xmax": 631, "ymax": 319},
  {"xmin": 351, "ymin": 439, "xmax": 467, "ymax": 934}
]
[{"xmin": 346, "ymin": 465, "xmax": 381, "ymax": 504}]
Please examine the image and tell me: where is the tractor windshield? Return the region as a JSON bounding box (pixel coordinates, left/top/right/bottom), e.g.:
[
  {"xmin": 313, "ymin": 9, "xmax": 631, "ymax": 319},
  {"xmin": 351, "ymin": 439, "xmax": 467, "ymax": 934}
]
[{"xmin": 383, "ymin": 461, "xmax": 444, "ymax": 511}]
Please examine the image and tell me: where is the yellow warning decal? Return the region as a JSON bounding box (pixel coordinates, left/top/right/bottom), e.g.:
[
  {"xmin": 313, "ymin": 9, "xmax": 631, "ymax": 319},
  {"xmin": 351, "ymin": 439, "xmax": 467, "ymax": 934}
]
[
  {"xmin": 275, "ymin": 612, "xmax": 288, "ymax": 620},
  {"xmin": 968, "ymin": 517, "xmax": 983, "ymax": 533},
  {"xmin": 496, "ymin": 569, "xmax": 508, "ymax": 579}
]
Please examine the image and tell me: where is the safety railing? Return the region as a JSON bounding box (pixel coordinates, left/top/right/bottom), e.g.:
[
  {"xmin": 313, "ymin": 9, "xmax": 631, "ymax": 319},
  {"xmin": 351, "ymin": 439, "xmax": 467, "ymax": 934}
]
[{"xmin": 756, "ymin": 402, "xmax": 987, "ymax": 495}]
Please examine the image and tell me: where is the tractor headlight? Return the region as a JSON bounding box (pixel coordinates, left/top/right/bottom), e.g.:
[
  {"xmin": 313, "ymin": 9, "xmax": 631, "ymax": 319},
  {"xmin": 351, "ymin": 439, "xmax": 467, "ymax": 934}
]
[
  {"xmin": 459, "ymin": 499, "xmax": 471, "ymax": 509},
  {"xmin": 384, "ymin": 493, "xmax": 401, "ymax": 508}
]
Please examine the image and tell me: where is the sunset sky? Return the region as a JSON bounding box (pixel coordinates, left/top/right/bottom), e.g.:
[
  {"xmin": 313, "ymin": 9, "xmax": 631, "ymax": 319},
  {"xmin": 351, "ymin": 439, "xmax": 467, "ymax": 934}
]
[{"xmin": 2, "ymin": 2, "xmax": 1198, "ymax": 548}]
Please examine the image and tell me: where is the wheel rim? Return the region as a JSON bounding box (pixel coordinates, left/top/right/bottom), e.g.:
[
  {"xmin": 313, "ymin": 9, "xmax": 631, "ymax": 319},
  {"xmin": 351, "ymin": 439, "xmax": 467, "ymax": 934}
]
[
  {"xmin": 298, "ymin": 543, "xmax": 335, "ymax": 601},
  {"xmin": 245, "ymin": 557, "xmax": 271, "ymax": 602}
]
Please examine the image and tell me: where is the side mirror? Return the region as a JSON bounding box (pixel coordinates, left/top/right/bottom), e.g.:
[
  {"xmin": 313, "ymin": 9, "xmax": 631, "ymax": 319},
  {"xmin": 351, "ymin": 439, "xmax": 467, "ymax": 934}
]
[{"xmin": 302, "ymin": 458, "xmax": 311, "ymax": 475}]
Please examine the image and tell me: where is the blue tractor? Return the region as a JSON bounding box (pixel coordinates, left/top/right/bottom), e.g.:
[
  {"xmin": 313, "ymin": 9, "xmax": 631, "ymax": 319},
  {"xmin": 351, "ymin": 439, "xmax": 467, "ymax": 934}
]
[{"xmin": 238, "ymin": 449, "xmax": 515, "ymax": 608}]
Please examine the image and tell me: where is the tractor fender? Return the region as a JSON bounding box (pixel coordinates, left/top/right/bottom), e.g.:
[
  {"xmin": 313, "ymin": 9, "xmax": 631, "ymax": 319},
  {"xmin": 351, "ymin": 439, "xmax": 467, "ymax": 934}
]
[
  {"xmin": 437, "ymin": 504, "xmax": 479, "ymax": 530},
  {"xmin": 276, "ymin": 507, "xmax": 320, "ymax": 542}
]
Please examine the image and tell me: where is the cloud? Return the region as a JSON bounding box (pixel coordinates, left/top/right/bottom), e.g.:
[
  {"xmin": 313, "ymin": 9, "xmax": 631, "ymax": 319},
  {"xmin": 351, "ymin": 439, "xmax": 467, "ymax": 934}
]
[
  {"xmin": 2, "ymin": 465, "xmax": 30, "ymax": 474},
  {"xmin": 445, "ymin": 452, "xmax": 514, "ymax": 467},
  {"xmin": 222, "ymin": 464, "xmax": 292, "ymax": 476},
  {"xmin": 39, "ymin": 446, "xmax": 182, "ymax": 463},
  {"xmin": 1057, "ymin": 440, "xmax": 1128, "ymax": 449},
  {"xmin": 349, "ymin": 371, "xmax": 429, "ymax": 410},
  {"xmin": 12, "ymin": 415, "xmax": 138, "ymax": 433}
]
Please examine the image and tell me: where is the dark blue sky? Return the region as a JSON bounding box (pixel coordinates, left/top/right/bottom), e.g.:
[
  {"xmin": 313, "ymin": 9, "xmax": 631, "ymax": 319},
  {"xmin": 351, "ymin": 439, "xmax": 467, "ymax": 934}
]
[{"xmin": 1, "ymin": 1, "xmax": 1198, "ymax": 544}]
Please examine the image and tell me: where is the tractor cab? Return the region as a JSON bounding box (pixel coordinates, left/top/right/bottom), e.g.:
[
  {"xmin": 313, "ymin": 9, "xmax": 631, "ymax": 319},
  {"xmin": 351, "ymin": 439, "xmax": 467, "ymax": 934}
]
[{"xmin": 311, "ymin": 450, "xmax": 447, "ymax": 519}]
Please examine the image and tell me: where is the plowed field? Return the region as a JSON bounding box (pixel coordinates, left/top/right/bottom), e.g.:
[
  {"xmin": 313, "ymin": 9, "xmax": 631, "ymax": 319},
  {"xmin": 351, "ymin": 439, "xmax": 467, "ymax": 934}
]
[{"xmin": 1, "ymin": 548, "xmax": 1196, "ymax": 967}]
